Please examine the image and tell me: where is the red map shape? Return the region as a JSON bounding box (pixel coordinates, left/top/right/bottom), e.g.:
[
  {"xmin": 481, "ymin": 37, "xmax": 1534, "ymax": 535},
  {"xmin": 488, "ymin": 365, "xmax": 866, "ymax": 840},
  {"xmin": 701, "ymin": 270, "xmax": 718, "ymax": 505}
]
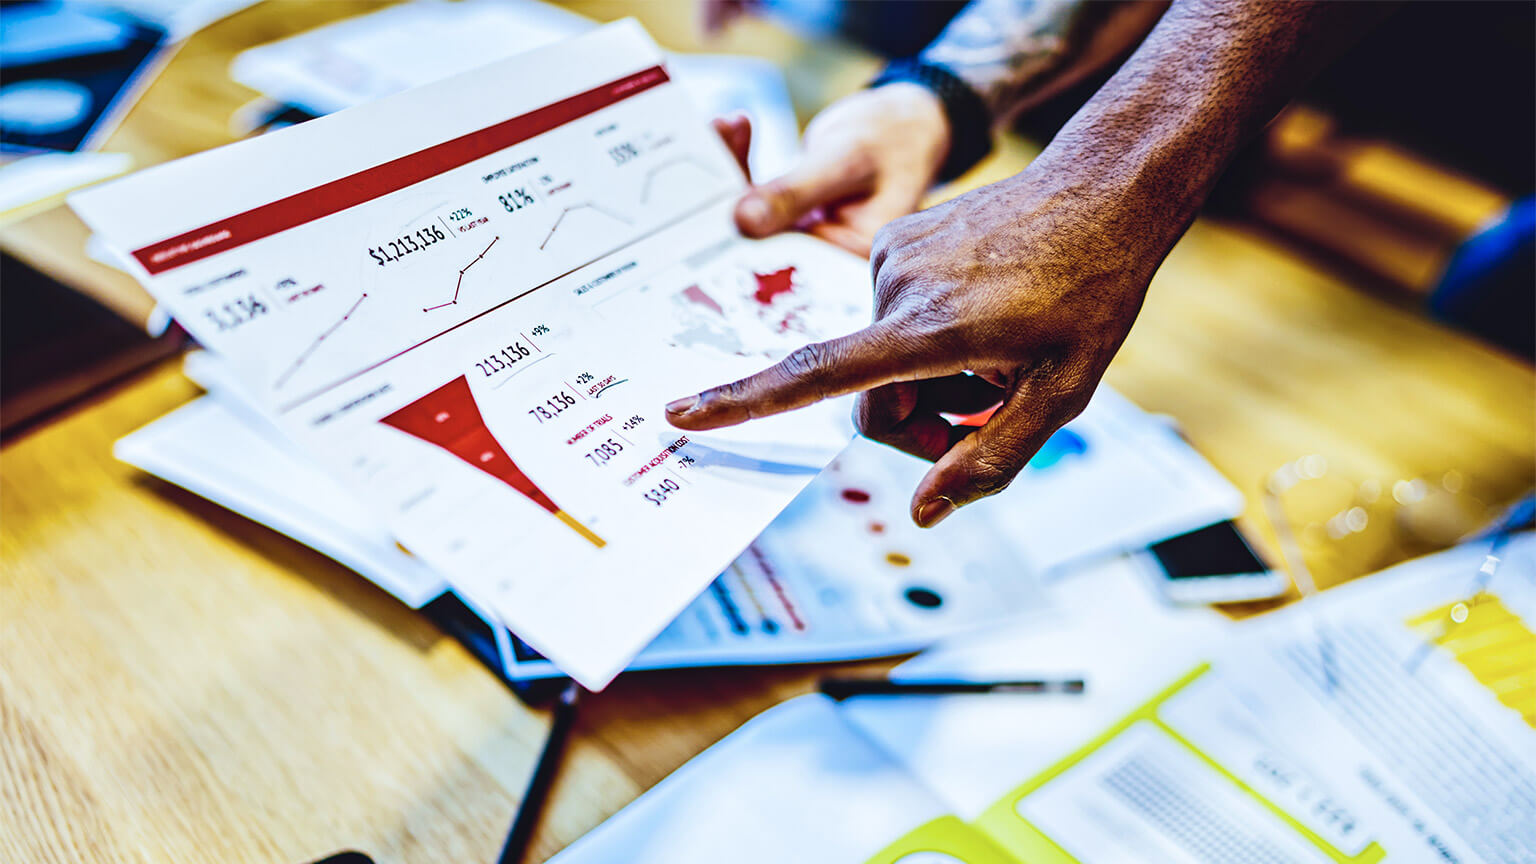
[
  {"xmin": 381, "ymin": 375, "xmax": 558, "ymax": 514},
  {"xmin": 752, "ymin": 267, "xmax": 796, "ymax": 305},
  {"xmin": 681, "ymin": 284, "xmax": 725, "ymax": 316}
]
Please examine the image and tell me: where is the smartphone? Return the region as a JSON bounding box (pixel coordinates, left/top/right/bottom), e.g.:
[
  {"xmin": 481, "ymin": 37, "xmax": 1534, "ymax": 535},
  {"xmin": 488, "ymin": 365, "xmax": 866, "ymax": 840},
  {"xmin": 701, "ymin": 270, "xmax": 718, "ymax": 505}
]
[{"xmin": 1139, "ymin": 521, "xmax": 1289, "ymax": 604}]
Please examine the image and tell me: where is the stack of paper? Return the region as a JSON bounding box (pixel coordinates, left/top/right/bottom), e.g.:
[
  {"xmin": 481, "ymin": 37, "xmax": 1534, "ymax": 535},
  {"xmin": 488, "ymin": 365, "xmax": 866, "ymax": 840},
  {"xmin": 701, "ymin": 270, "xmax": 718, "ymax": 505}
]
[
  {"xmin": 73, "ymin": 21, "xmax": 877, "ymax": 688},
  {"xmin": 550, "ymin": 534, "xmax": 1536, "ymax": 863},
  {"xmin": 119, "ymin": 347, "xmax": 1244, "ymax": 679},
  {"xmin": 0, "ymin": 0, "xmax": 259, "ymax": 222},
  {"xmin": 225, "ymin": 0, "xmax": 802, "ymax": 180},
  {"xmin": 79, "ymin": 20, "xmax": 1242, "ymax": 687}
]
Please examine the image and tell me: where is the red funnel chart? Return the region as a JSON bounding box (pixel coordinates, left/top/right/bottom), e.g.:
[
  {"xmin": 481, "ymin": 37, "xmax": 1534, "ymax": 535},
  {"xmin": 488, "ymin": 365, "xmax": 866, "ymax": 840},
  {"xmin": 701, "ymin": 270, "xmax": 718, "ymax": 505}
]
[{"xmin": 381, "ymin": 376, "xmax": 606, "ymax": 547}]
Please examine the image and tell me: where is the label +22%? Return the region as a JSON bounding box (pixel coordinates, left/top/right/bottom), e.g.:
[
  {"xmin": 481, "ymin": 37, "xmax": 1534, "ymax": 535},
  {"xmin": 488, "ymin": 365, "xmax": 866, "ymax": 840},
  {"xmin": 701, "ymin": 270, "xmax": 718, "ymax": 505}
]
[{"xmin": 367, "ymin": 180, "xmax": 540, "ymax": 266}]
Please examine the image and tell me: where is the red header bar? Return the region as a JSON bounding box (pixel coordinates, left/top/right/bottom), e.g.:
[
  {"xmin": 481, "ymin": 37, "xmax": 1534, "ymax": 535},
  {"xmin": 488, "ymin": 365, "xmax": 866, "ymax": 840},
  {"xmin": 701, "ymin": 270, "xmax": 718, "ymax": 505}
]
[{"xmin": 132, "ymin": 66, "xmax": 669, "ymax": 275}]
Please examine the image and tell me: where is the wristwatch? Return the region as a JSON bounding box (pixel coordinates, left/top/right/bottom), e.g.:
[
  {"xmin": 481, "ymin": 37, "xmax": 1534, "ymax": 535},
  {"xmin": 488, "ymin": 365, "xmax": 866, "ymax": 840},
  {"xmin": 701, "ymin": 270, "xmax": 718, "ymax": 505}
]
[{"xmin": 869, "ymin": 57, "xmax": 994, "ymax": 184}]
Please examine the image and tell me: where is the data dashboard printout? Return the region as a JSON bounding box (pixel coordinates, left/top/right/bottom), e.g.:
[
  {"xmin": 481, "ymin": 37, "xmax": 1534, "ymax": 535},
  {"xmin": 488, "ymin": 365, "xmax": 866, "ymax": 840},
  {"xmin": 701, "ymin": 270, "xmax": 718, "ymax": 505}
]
[{"xmin": 71, "ymin": 21, "xmax": 872, "ymax": 688}]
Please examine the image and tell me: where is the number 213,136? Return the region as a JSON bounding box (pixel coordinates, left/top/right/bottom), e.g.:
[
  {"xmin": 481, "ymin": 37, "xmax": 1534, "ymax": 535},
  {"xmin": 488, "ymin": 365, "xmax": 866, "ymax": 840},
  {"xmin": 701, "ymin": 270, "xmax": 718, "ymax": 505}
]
[{"xmin": 475, "ymin": 342, "xmax": 532, "ymax": 377}]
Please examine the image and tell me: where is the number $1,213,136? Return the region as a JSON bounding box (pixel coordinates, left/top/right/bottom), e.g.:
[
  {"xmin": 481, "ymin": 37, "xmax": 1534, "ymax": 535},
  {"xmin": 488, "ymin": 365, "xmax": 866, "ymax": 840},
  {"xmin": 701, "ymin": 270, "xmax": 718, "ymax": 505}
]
[{"xmin": 369, "ymin": 225, "xmax": 448, "ymax": 266}]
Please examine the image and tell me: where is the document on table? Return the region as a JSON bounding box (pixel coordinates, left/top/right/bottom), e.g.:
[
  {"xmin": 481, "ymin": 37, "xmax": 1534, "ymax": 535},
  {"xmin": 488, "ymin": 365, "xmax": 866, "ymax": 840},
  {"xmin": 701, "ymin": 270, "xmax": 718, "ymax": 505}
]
[
  {"xmin": 549, "ymin": 536, "xmax": 1536, "ymax": 863},
  {"xmin": 1208, "ymin": 535, "xmax": 1536, "ymax": 864},
  {"xmin": 226, "ymin": 0, "xmax": 801, "ymax": 179},
  {"xmin": 116, "ymin": 343, "xmax": 1242, "ymax": 677},
  {"xmin": 71, "ymin": 21, "xmax": 872, "ymax": 688}
]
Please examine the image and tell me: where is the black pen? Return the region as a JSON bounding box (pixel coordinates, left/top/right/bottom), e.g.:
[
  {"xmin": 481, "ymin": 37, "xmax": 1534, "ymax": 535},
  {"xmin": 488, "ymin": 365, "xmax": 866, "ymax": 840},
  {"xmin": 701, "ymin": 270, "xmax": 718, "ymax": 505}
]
[
  {"xmin": 497, "ymin": 682, "xmax": 580, "ymax": 864},
  {"xmin": 818, "ymin": 677, "xmax": 1086, "ymax": 700}
]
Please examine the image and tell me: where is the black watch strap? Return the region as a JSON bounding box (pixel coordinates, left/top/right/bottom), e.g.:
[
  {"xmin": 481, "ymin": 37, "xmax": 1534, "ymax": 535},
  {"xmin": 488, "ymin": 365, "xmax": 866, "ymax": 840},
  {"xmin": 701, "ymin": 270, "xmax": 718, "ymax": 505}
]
[{"xmin": 869, "ymin": 58, "xmax": 993, "ymax": 184}]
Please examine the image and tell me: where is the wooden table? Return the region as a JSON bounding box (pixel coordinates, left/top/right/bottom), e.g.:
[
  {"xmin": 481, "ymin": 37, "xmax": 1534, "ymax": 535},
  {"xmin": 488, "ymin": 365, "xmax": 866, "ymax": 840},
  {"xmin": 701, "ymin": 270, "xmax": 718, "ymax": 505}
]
[{"xmin": 3, "ymin": 3, "xmax": 1532, "ymax": 863}]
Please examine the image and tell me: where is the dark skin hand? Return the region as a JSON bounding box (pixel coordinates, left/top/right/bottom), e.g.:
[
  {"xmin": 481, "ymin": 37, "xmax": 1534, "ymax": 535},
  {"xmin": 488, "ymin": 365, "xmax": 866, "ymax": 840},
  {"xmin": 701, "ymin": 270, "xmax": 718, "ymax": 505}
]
[{"xmin": 673, "ymin": 0, "xmax": 1393, "ymax": 527}]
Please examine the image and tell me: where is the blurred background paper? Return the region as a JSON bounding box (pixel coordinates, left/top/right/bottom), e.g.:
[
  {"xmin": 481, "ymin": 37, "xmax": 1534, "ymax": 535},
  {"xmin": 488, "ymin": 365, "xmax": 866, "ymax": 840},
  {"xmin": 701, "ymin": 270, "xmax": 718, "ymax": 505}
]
[
  {"xmin": 0, "ymin": 150, "xmax": 130, "ymax": 225},
  {"xmin": 227, "ymin": 0, "xmax": 588, "ymax": 116},
  {"xmin": 227, "ymin": 0, "xmax": 800, "ymax": 178},
  {"xmin": 0, "ymin": 0, "xmax": 256, "ymax": 217},
  {"xmin": 96, "ymin": 0, "xmax": 258, "ymax": 41}
]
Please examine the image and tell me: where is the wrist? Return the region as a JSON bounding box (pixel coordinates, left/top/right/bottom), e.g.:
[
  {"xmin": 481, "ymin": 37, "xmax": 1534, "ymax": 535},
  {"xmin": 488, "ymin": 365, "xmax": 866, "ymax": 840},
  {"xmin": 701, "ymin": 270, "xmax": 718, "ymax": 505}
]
[
  {"xmin": 1024, "ymin": 102, "xmax": 1215, "ymax": 260},
  {"xmin": 868, "ymin": 82, "xmax": 951, "ymax": 184},
  {"xmin": 996, "ymin": 145, "xmax": 1192, "ymax": 290},
  {"xmin": 869, "ymin": 59, "xmax": 992, "ymax": 183}
]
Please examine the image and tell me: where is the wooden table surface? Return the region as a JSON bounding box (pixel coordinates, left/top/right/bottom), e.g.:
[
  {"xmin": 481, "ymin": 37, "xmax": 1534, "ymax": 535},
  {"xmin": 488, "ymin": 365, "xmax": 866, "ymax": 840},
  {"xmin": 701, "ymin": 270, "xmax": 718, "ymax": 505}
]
[{"xmin": 3, "ymin": 3, "xmax": 1533, "ymax": 863}]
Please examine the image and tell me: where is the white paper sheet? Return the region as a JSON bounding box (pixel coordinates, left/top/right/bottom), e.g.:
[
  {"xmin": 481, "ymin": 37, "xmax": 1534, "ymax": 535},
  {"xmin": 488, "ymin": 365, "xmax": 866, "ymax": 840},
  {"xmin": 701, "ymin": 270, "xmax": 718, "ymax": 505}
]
[
  {"xmin": 107, "ymin": 0, "xmax": 259, "ymax": 39},
  {"xmin": 980, "ymin": 388, "xmax": 1244, "ymax": 574},
  {"xmin": 118, "ymin": 349, "xmax": 1243, "ymax": 678},
  {"xmin": 548, "ymin": 695, "xmax": 952, "ymax": 864},
  {"xmin": 228, "ymin": 0, "xmax": 590, "ymax": 116},
  {"xmin": 842, "ymin": 555, "xmax": 1234, "ymax": 819},
  {"xmin": 547, "ymin": 538, "xmax": 1536, "ymax": 863},
  {"xmin": 845, "ymin": 534, "xmax": 1536, "ymax": 863},
  {"xmin": 73, "ymin": 21, "xmax": 870, "ymax": 689},
  {"xmin": 228, "ymin": 0, "xmax": 800, "ymax": 178},
  {"xmin": 1206, "ymin": 535, "xmax": 1536, "ymax": 863},
  {"xmin": 0, "ymin": 151, "xmax": 132, "ymax": 223},
  {"xmin": 115, "ymin": 393, "xmax": 448, "ymax": 608}
]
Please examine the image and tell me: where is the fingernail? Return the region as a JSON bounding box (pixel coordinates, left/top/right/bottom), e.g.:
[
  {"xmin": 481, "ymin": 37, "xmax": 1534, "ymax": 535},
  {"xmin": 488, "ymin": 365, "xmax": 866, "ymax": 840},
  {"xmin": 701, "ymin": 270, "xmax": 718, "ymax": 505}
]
[
  {"xmin": 666, "ymin": 395, "xmax": 700, "ymax": 416},
  {"xmin": 915, "ymin": 496, "xmax": 956, "ymax": 528},
  {"xmin": 738, "ymin": 195, "xmax": 771, "ymax": 231}
]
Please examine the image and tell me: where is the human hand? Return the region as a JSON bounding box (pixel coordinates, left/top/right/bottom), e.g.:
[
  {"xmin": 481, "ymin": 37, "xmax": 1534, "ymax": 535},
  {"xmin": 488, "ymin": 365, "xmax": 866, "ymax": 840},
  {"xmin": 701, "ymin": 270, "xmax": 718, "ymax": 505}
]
[
  {"xmin": 699, "ymin": 0, "xmax": 756, "ymax": 36},
  {"xmin": 666, "ymin": 163, "xmax": 1169, "ymax": 527},
  {"xmin": 729, "ymin": 83, "xmax": 951, "ymax": 256}
]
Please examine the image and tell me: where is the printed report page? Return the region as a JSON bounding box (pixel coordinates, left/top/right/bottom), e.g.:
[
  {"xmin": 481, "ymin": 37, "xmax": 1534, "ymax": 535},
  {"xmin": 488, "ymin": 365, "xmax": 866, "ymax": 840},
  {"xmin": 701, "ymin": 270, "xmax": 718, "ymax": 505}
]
[{"xmin": 71, "ymin": 20, "xmax": 871, "ymax": 688}]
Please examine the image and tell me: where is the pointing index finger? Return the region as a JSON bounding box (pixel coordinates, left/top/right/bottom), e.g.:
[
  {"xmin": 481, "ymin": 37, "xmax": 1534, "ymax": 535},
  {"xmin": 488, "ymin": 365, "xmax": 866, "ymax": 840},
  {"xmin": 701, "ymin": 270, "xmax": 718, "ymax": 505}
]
[{"xmin": 665, "ymin": 322, "xmax": 931, "ymax": 430}]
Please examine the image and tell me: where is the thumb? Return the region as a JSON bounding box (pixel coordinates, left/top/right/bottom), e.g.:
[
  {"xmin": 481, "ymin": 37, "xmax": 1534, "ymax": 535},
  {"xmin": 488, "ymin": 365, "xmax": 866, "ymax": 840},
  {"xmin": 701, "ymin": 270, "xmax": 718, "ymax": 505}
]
[
  {"xmin": 909, "ymin": 385, "xmax": 1085, "ymax": 528},
  {"xmin": 735, "ymin": 146, "xmax": 877, "ymax": 238}
]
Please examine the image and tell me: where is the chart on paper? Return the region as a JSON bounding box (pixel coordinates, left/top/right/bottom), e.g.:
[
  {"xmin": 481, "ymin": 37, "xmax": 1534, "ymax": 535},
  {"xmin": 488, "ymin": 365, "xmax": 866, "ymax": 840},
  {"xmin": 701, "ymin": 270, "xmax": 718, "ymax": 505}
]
[
  {"xmin": 142, "ymin": 65, "xmax": 742, "ymax": 410},
  {"xmin": 71, "ymin": 21, "xmax": 873, "ymax": 688}
]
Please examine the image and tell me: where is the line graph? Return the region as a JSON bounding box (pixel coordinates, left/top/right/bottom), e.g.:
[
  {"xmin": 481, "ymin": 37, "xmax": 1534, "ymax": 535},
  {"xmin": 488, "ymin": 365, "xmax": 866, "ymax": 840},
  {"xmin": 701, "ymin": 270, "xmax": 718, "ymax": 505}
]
[
  {"xmin": 274, "ymin": 293, "xmax": 368, "ymax": 389},
  {"xmin": 539, "ymin": 203, "xmax": 631, "ymax": 250},
  {"xmin": 276, "ymin": 188, "xmax": 735, "ymax": 415},
  {"xmin": 640, "ymin": 156, "xmax": 717, "ymax": 204},
  {"xmin": 424, "ymin": 235, "xmax": 500, "ymax": 312}
]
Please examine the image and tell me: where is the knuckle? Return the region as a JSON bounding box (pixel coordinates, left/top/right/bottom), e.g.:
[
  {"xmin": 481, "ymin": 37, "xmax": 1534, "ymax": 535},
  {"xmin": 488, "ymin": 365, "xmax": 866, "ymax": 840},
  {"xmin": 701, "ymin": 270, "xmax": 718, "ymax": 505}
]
[
  {"xmin": 866, "ymin": 215, "xmax": 909, "ymax": 269},
  {"xmin": 869, "ymin": 224, "xmax": 899, "ymax": 272},
  {"xmin": 763, "ymin": 180, "xmax": 802, "ymax": 222},
  {"xmin": 715, "ymin": 377, "xmax": 753, "ymax": 405},
  {"xmin": 889, "ymin": 292, "xmax": 965, "ymax": 356},
  {"xmin": 872, "ymin": 262, "xmax": 919, "ymax": 317},
  {"xmin": 894, "ymin": 290, "xmax": 950, "ymax": 330},
  {"xmin": 779, "ymin": 342, "xmax": 832, "ymax": 391}
]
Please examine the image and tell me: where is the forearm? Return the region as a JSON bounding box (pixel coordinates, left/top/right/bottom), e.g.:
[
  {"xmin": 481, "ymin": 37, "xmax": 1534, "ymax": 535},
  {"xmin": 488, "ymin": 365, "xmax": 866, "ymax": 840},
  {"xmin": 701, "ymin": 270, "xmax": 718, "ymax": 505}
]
[
  {"xmin": 1023, "ymin": 0, "xmax": 1395, "ymax": 255},
  {"xmin": 922, "ymin": 0, "xmax": 1168, "ymax": 125}
]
